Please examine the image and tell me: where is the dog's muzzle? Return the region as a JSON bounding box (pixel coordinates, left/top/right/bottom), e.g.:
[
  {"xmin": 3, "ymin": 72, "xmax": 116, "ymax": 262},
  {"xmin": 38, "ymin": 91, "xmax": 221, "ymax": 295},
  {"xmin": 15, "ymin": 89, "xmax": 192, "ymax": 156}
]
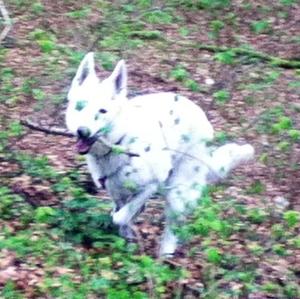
[{"xmin": 76, "ymin": 126, "xmax": 97, "ymax": 155}]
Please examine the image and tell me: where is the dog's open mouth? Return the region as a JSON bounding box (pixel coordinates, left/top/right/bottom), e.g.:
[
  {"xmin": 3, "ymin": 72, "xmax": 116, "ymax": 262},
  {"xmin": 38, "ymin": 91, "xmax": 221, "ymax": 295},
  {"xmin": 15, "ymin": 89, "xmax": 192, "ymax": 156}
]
[{"xmin": 76, "ymin": 137, "xmax": 97, "ymax": 155}]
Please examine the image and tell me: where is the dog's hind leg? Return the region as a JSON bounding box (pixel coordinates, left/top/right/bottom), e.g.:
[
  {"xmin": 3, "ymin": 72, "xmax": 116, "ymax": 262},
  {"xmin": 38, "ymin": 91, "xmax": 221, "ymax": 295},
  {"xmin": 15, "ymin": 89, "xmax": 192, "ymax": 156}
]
[{"xmin": 160, "ymin": 183, "xmax": 202, "ymax": 257}]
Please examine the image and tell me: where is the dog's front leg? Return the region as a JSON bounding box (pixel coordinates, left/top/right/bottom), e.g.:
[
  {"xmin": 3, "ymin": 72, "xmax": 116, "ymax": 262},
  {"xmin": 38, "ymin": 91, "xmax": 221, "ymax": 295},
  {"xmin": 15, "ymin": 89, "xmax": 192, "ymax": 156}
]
[
  {"xmin": 112, "ymin": 183, "xmax": 157, "ymax": 226},
  {"xmin": 86, "ymin": 154, "xmax": 103, "ymax": 189},
  {"xmin": 112, "ymin": 200, "xmax": 135, "ymax": 240}
]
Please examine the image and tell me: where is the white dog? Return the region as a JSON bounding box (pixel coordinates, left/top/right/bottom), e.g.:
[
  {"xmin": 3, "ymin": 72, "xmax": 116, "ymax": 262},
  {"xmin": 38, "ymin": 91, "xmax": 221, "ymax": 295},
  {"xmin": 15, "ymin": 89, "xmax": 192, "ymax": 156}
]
[{"xmin": 66, "ymin": 53, "xmax": 254, "ymax": 256}]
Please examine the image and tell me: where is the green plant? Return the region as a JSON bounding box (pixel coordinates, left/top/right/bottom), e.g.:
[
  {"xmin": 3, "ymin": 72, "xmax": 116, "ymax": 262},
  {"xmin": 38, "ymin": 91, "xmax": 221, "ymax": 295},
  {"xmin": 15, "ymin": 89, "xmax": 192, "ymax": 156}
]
[
  {"xmin": 213, "ymin": 89, "xmax": 230, "ymax": 104},
  {"xmin": 271, "ymin": 224, "xmax": 285, "ymax": 239},
  {"xmin": 246, "ymin": 208, "xmax": 268, "ymax": 224},
  {"xmin": 0, "ymin": 67, "xmax": 20, "ymax": 104},
  {"xmin": 214, "ymin": 50, "xmax": 235, "ymax": 64},
  {"xmin": 184, "ymin": 79, "xmax": 200, "ymax": 91},
  {"xmin": 214, "ymin": 131, "xmax": 229, "ymax": 144},
  {"xmin": 246, "ymin": 180, "xmax": 265, "ymax": 194},
  {"xmin": 65, "ymin": 7, "xmax": 91, "ymax": 19},
  {"xmin": 205, "ymin": 247, "xmax": 222, "ymax": 264},
  {"xmin": 170, "ymin": 66, "xmax": 189, "ymax": 81},
  {"xmin": 196, "ymin": 0, "xmax": 231, "ymax": 10},
  {"xmin": 178, "ymin": 27, "xmax": 190, "ymax": 37},
  {"xmin": 280, "ymin": 0, "xmax": 297, "ymax": 6},
  {"xmin": 31, "ymin": 1, "xmax": 44, "ymax": 15},
  {"xmin": 53, "ymin": 196, "xmax": 115, "ymax": 245},
  {"xmin": 261, "ymin": 282, "xmax": 281, "ymax": 294},
  {"xmin": 177, "ymin": 192, "xmax": 232, "ymax": 242},
  {"xmin": 29, "ymin": 29, "xmax": 57, "ymax": 53},
  {"xmin": 1, "ymin": 281, "xmax": 24, "ymax": 299},
  {"xmin": 272, "ymin": 243, "xmax": 286, "ymax": 256},
  {"xmin": 32, "ymin": 88, "xmax": 46, "ymax": 101},
  {"xmin": 272, "ymin": 116, "xmax": 293, "ymax": 134},
  {"xmin": 251, "ymin": 20, "xmax": 271, "ymax": 34},
  {"xmin": 0, "ymin": 187, "xmax": 33, "ymax": 222},
  {"xmin": 256, "ymin": 106, "xmax": 284, "ymax": 134},
  {"xmin": 143, "ymin": 10, "xmax": 173, "ymax": 24},
  {"xmin": 288, "ymin": 129, "xmax": 300, "ymax": 141},
  {"xmin": 283, "ymin": 283, "xmax": 300, "ymax": 299},
  {"xmin": 283, "ymin": 210, "xmax": 300, "ymax": 228},
  {"xmin": 209, "ymin": 20, "xmax": 225, "ymax": 38},
  {"xmin": 34, "ymin": 207, "xmax": 57, "ymax": 223}
]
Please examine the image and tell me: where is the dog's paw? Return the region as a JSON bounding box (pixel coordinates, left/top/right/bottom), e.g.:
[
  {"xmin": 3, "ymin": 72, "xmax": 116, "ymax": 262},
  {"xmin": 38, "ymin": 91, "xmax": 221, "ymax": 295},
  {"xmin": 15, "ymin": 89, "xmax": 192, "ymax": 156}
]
[
  {"xmin": 159, "ymin": 230, "xmax": 178, "ymax": 258},
  {"xmin": 112, "ymin": 206, "xmax": 129, "ymax": 226},
  {"xmin": 119, "ymin": 225, "xmax": 136, "ymax": 241}
]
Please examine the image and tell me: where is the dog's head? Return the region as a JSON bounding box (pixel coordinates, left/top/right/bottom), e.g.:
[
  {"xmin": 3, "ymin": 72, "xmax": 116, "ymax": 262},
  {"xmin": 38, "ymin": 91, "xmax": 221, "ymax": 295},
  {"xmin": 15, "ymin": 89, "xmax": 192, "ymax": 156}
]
[{"xmin": 66, "ymin": 52, "xmax": 128, "ymax": 154}]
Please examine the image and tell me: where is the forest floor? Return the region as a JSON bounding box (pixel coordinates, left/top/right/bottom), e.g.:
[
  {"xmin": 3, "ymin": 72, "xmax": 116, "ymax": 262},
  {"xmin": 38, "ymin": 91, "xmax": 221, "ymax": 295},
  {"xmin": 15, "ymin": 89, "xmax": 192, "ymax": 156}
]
[{"xmin": 0, "ymin": 1, "xmax": 300, "ymax": 298}]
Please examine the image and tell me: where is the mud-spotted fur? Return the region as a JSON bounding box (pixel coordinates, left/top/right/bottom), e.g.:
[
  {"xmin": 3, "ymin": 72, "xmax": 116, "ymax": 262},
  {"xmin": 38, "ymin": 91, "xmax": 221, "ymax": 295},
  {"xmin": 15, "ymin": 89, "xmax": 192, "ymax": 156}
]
[{"xmin": 66, "ymin": 53, "xmax": 254, "ymax": 256}]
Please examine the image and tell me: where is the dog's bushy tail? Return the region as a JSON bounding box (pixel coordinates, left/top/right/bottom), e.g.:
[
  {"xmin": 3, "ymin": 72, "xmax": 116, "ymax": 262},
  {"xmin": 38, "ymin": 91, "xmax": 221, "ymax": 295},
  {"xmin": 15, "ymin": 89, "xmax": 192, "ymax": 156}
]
[{"xmin": 207, "ymin": 143, "xmax": 254, "ymax": 182}]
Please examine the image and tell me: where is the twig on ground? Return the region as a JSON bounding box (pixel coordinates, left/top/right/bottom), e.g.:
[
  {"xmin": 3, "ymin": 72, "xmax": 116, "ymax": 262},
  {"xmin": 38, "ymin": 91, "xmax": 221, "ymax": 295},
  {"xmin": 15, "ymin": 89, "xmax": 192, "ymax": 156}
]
[
  {"xmin": 196, "ymin": 44, "xmax": 300, "ymax": 69},
  {"xmin": 0, "ymin": 0, "xmax": 12, "ymax": 43},
  {"xmin": 170, "ymin": 40, "xmax": 300, "ymax": 69}
]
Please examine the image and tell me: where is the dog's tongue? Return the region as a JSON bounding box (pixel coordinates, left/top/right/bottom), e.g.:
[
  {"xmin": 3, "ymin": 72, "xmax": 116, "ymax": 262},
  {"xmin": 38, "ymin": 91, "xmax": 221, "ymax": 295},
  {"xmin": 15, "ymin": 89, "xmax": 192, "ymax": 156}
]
[{"xmin": 76, "ymin": 138, "xmax": 91, "ymax": 155}]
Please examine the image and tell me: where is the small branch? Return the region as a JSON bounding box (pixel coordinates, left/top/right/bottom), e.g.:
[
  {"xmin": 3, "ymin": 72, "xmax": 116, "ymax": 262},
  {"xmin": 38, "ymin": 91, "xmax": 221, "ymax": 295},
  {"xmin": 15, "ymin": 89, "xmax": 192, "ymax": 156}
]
[
  {"xmin": 21, "ymin": 118, "xmax": 140, "ymax": 157},
  {"xmin": 173, "ymin": 40, "xmax": 300, "ymax": 69},
  {"xmin": 20, "ymin": 119, "xmax": 73, "ymax": 137},
  {"xmin": 0, "ymin": 0, "xmax": 12, "ymax": 43},
  {"xmin": 196, "ymin": 44, "xmax": 300, "ymax": 69}
]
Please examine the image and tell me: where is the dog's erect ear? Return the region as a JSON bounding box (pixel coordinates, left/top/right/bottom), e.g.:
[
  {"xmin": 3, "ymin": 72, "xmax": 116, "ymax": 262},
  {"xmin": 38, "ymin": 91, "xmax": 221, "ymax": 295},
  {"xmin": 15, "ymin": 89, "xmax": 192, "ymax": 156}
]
[
  {"xmin": 73, "ymin": 52, "xmax": 97, "ymax": 86},
  {"xmin": 109, "ymin": 60, "xmax": 127, "ymax": 97}
]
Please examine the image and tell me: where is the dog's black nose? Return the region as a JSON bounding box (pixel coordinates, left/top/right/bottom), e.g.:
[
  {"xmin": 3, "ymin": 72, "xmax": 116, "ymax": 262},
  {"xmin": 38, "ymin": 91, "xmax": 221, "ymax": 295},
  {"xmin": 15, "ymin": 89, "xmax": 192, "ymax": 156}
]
[{"xmin": 77, "ymin": 127, "xmax": 91, "ymax": 139}]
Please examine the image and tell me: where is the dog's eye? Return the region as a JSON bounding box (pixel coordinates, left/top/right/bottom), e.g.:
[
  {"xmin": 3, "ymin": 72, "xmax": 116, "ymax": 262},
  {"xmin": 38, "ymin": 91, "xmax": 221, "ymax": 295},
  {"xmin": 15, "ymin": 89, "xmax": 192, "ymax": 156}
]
[{"xmin": 99, "ymin": 109, "xmax": 107, "ymax": 114}]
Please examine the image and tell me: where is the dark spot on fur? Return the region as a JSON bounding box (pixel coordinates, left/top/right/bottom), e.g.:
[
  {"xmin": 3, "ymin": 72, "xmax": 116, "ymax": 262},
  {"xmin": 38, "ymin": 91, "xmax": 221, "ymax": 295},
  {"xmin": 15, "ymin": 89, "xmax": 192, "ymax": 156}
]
[
  {"xmin": 115, "ymin": 135, "xmax": 125, "ymax": 145},
  {"xmin": 174, "ymin": 118, "xmax": 180, "ymax": 125},
  {"xmin": 75, "ymin": 100, "xmax": 87, "ymax": 111},
  {"xmin": 194, "ymin": 166, "xmax": 200, "ymax": 172},
  {"xmin": 168, "ymin": 169, "xmax": 174, "ymax": 177},
  {"xmin": 158, "ymin": 121, "xmax": 163, "ymax": 128},
  {"xmin": 174, "ymin": 95, "xmax": 179, "ymax": 102},
  {"xmin": 192, "ymin": 182, "xmax": 198, "ymax": 189},
  {"xmin": 128, "ymin": 153, "xmax": 140, "ymax": 157},
  {"xmin": 144, "ymin": 145, "xmax": 151, "ymax": 152},
  {"xmin": 181, "ymin": 134, "xmax": 190, "ymax": 142},
  {"xmin": 98, "ymin": 176, "xmax": 107, "ymax": 189},
  {"xmin": 169, "ymin": 110, "xmax": 174, "ymax": 115},
  {"xmin": 129, "ymin": 137, "xmax": 138, "ymax": 144},
  {"xmin": 99, "ymin": 108, "xmax": 107, "ymax": 114}
]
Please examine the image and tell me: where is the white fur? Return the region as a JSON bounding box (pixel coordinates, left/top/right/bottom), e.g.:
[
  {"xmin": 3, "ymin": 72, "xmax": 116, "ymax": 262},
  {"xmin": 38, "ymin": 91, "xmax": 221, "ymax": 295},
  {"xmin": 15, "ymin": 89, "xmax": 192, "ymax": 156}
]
[{"xmin": 66, "ymin": 53, "xmax": 255, "ymax": 256}]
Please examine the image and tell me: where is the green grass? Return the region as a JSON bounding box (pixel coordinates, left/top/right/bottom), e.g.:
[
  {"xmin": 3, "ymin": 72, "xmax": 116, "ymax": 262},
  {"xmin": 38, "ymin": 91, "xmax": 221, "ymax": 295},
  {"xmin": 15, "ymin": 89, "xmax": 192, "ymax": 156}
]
[
  {"xmin": 213, "ymin": 89, "xmax": 230, "ymax": 104},
  {"xmin": 250, "ymin": 20, "xmax": 272, "ymax": 34}
]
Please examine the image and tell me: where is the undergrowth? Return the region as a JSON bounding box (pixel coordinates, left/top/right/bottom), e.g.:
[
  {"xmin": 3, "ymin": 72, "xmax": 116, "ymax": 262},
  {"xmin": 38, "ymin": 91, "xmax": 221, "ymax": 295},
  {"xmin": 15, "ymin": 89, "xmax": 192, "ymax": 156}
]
[{"xmin": 1, "ymin": 0, "xmax": 300, "ymax": 298}]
